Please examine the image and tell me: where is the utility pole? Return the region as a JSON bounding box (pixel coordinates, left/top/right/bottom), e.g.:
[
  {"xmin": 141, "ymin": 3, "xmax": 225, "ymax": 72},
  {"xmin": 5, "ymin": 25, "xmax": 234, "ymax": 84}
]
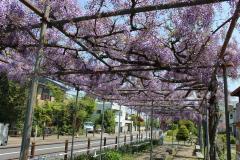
[{"xmin": 19, "ymin": 5, "xmax": 50, "ymax": 160}]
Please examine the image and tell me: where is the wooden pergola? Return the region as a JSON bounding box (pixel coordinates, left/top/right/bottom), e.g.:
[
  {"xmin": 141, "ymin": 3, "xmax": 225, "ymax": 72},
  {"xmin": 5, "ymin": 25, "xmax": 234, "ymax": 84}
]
[{"xmin": 2, "ymin": 0, "xmax": 239, "ymax": 160}]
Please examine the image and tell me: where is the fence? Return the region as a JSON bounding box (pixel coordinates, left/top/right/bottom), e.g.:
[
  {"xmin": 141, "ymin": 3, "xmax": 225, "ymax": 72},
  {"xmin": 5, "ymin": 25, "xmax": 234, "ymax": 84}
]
[{"xmin": 0, "ymin": 130, "xmax": 160, "ymax": 160}]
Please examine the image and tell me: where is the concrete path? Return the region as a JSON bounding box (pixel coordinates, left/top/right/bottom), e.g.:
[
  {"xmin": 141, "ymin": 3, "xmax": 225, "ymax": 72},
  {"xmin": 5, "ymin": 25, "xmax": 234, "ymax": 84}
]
[
  {"xmin": 173, "ymin": 145, "xmax": 197, "ymax": 160},
  {"xmin": 133, "ymin": 144, "xmax": 199, "ymax": 160}
]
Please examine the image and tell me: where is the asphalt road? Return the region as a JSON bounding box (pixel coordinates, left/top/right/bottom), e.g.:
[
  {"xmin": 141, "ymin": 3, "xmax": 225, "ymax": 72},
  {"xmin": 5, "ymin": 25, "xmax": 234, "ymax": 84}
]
[{"xmin": 0, "ymin": 132, "xmax": 156, "ymax": 160}]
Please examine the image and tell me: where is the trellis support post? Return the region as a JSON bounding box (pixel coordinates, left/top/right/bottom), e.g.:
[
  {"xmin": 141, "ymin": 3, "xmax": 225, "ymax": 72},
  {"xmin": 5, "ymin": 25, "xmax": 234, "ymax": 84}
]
[
  {"xmin": 150, "ymin": 101, "xmax": 154, "ymax": 160},
  {"xmin": 19, "ymin": 5, "xmax": 50, "ymax": 160},
  {"xmin": 117, "ymin": 105, "xmax": 121, "ymax": 149},
  {"xmin": 70, "ymin": 88, "xmax": 79, "ymax": 160},
  {"xmin": 99, "ymin": 100, "xmax": 105, "ymax": 160},
  {"xmin": 145, "ymin": 113, "xmax": 148, "ymax": 140},
  {"xmin": 223, "ymin": 65, "xmax": 231, "ymax": 160}
]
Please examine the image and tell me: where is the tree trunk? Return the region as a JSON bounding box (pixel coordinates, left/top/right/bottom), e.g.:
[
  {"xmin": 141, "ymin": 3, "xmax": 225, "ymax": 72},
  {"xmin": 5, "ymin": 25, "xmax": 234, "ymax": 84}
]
[{"xmin": 208, "ymin": 76, "xmax": 220, "ymax": 160}]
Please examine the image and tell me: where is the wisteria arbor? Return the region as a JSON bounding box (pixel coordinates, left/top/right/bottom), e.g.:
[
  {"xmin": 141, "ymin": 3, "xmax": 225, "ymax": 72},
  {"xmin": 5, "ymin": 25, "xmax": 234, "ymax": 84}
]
[{"xmin": 1, "ymin": 0, "xmax": 240, "ymax": 160}]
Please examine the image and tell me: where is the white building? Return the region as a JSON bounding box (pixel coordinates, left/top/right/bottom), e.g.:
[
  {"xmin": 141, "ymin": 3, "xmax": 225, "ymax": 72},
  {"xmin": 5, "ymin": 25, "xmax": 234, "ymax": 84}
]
[
  {"xmin": 95, "ymin": 102, "xmax": 133, "ymax": 133},
  {"xmin": 218, "ymin": 100, "xmax": 237, "ymax": 135}
]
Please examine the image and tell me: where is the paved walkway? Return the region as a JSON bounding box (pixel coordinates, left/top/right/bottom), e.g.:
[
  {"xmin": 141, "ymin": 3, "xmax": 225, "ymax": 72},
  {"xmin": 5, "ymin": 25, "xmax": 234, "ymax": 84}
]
[
  {"xmin": 133, "ymin": 144, "xmax": 198, "ymax": 160},
  {"xmin": 173, "ymin": 145, "xmax": 197, "ymax": 160}
]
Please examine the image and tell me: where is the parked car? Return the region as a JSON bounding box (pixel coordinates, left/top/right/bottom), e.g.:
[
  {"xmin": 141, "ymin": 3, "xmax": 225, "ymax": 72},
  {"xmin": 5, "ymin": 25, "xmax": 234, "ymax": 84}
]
[
  {"xmin": 84, "ymin": 122, "xmax": 94, "ymax": 133},
  {"xmin": 0, "ymin": 123, "xmax": 9, "ymax": 146}
]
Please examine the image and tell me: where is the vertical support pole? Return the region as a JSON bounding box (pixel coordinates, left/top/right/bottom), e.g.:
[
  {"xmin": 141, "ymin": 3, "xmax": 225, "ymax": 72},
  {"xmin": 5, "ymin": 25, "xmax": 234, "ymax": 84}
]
[
  {"xmin": 158, "ymin": 117, "xmax": 161, "ymax": 139},
  {"xmin": 70, "ymin": 88, "xmax": 79, "ymax": 160},
  {"xmin": 115, "ymin": 136, "xmax": 118, "ymax": 150},
  {"xmin": 206, "ymin": 104, "xmax": 210, "ymax": 160},
  {"xmin": 124, "ymin": 135, "xmax": 126, "ymax": 145},
  {"xmin": 100, "ymin": 100, "xmax": 105, "ymax": 160},
  {"xmin": 129, "ymin": 107, "xmax": 133, "ymax": 154},
  {"xmin": 236, "ymin": 97, "xmax": 240, "ymax": 160},
  {"xmin": 118, "ymin": 105, "xmax": 121, "ymax": 150},
  {"xmin": 87, "ymin": 138, "xmax": 91, "ymax": 154},
  {"xmin": 19, "ymin": 5, "xmax": 50, "ymax": 160},
  {"xmin": 130, "ymin": 107, "xmax": 133, "ymax": 144},
  {"xmin": 57, "ymin": 111, "xmax": 60, "ymax": 140},
  {"xmin": 64, "ymin": 140, "xmax": 68, "ymax": 160},
  {"xmin": 30, "ymin": 142, "xmax": 35, "ymax": 158},
  {"xmin": 198, "ymin": 122, "xmax": 203, "ymax": 149},
  {"xmin": 104, "ymin": 137, "xmax": 106, "ymax": 147},
  {"xmin": 150, "ymin": 103, "xmax": 154, "ymax": 160},
  {"xmin": 138, "ymin": 110, "xmax": 141, "ymax": 143},
  {"xmin": 145, "ymin": 114, "xmax": 148, "ymax": 140},
  {"xmin": 202, "ymin": 118, "xmax": 206, "ymax": 159},
  {"xmin": 34, "ymin": 125, "xmax": 37, "ymax": 142},
  {"xmin": 43, "ymin": 122, "xmax": 46, "ymax": 140},
  {"xmin": 172, "ymin": 126, "xmax": 174, "ymax": 146},
  {"xmin": 223, "ymin": 66, "xmax": 231, "ymax": 160}
]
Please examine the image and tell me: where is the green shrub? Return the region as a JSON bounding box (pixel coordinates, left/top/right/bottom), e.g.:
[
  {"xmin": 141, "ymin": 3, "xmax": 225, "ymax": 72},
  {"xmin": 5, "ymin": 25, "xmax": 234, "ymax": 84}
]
[
  {"xmin": 167, "ymin": 130, "xmax": 173, "ymax": 136},
  {"xmin": 230, "ymin": 136, "xmax": 236, "ymax": 144},
  {"xmin": 73, "ymin": 154, "xmax": 96, "ymax": 160},
  {"xmin": 152, "ymin": 139, "xmax": 159, "ymax": 145},
  {"xmin": 131, "ymin": 142, "xmax": 148, "ymax": 153},
  {"xmin": 219, "ymin": 134, "xmax": 226, "ymax": 143},
  {"xmin": 103, "ymin": 151, "xmax": 121, "ymax": 160},
  {"xmin": 95, "ymin": 124, "xmax": 101, "ymax": 130},
  {"xmin": 178, "ymin": 120, "xmax": 197, "ymax": 135},
  {"xmin": 170, "ymin": 124, "xmax": 178, "ymax": 130},
  {"xmin": 176, "ymin": 125, "xmax": 189, "ymax": 141},
  {"xmin": 216, "ymin": 134, "xmax": 226, "ymax": 160}
]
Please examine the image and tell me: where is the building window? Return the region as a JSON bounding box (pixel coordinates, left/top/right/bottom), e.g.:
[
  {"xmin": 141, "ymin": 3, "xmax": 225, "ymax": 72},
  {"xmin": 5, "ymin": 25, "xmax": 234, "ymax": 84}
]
[
  {"xmin": 41, "ymin": 88, "xmax": 50, "ymax": 100},
  {"xmin": 125, "ymin": 114, "xmax": 128, "ymax": 120},
  {"xmin": 230, "ymin": 114, "xmax": 233, "ymax": 119},
  {"xmin": 116, "ymin": 111, "xmax": 122, "ymax": 116}
]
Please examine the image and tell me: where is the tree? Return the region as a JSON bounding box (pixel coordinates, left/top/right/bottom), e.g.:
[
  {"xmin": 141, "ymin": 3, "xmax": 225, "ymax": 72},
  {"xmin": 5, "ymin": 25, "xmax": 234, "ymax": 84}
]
[
  {"xmin": 47, "ymin": 82, "xmax": 65, "ymax": 102},
  {"xmin": 0, "ymin": 73, "xmax": 26, "ymax": 131},
  {"xmin": 79, "ymin": 96, "xmax": 96, "ymax": 117},
  {"xmin": 131, "ymin": 114, "xmax": 145, "ymax": 130},
  {"xmin": 97, "ymin": 109, "xmax": 115, "ymax": 134},
  {"xmin": 34, "ymin": 95, "xmax": 96, "ymax": 135},
  {"xmin": 34, "ymin": 101, "xmax": 64, "ymax": 135},
  {"xmin": 176, "ymin": 125, "xmax": 189, "ymax": 141},
  {"xmin": 67, "ymin": 96, "xmax": 96, "ymax": 132}
]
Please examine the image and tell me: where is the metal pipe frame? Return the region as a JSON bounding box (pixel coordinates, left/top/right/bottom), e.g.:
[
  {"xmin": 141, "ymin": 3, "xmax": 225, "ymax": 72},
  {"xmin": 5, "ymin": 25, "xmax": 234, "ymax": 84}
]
[
  {"xmin": 70, "ymin": 88, "xmax": 79, "ymax": 160},
  {"xmin": 99, "ymin": 100, "xmax": 105, "ymax": 160},
  {"xmin": 223, "ymin": 66, "xmax": 231, "ymax": 160}
]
